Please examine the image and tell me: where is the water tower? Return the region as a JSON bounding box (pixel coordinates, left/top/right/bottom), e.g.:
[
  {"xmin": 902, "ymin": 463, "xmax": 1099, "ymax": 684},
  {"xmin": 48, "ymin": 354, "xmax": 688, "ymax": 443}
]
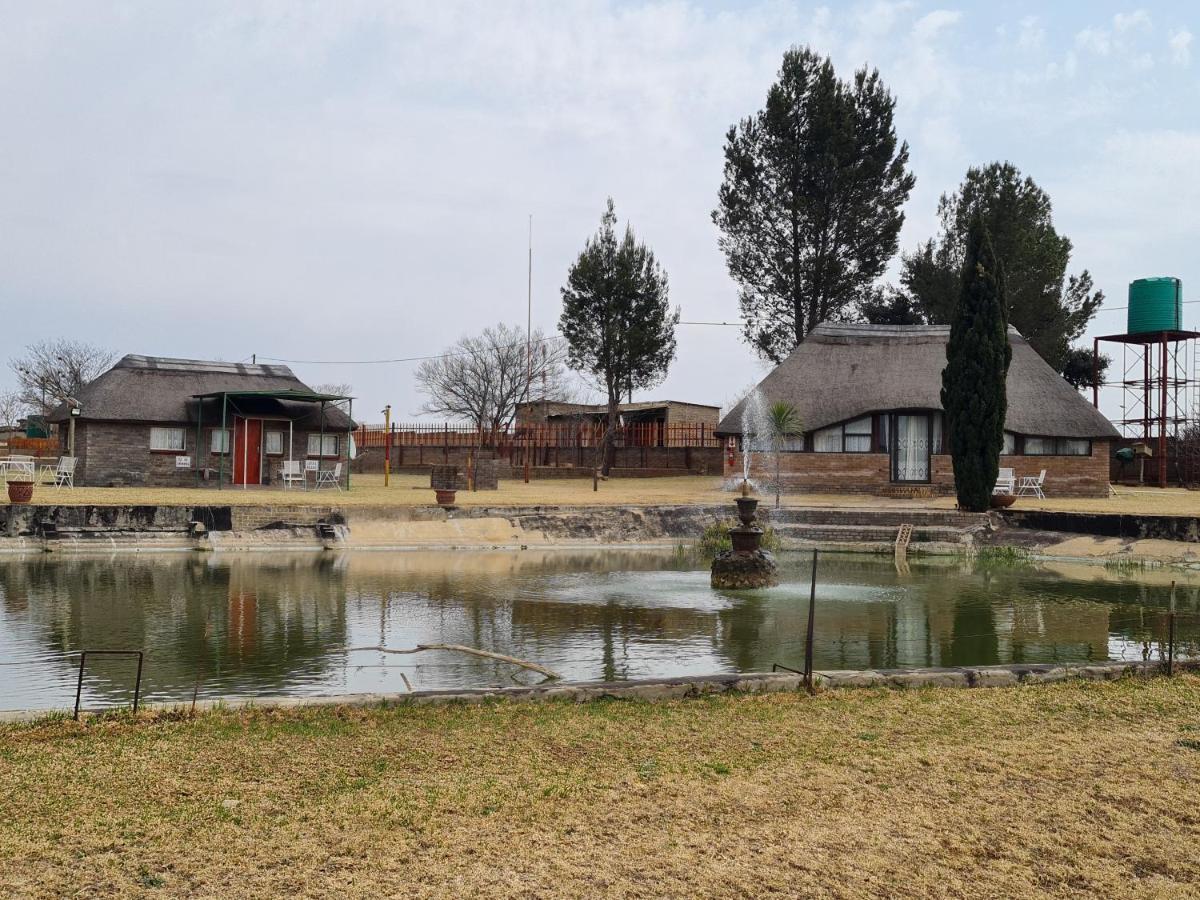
[{"xmin": 1093, "ymin": 277, "xmax": 1199, "ymax": 487}]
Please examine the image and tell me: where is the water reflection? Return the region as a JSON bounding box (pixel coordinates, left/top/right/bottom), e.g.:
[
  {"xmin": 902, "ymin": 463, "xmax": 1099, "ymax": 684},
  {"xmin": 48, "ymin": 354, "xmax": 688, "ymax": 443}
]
[{"xmin": 0, "ymin": 550, "xmax": 1196, "ymax": 711}]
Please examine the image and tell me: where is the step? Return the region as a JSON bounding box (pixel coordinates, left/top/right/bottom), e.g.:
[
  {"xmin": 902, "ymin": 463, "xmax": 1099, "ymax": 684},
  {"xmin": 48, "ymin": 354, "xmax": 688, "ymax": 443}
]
[
  {"xmin": 766, "ymin": 508, "xmax": 988, "ymax": 529},
  {"xmin": 771, "ymin": 523, "xmax": 973, "ymax": 544}
]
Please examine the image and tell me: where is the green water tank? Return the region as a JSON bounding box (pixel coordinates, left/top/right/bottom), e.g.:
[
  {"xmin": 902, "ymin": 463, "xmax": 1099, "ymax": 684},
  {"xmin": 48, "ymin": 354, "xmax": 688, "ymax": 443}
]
[{"xmin": 1127, "ymin": 277, "xmax": 1182, "ymax": 334}]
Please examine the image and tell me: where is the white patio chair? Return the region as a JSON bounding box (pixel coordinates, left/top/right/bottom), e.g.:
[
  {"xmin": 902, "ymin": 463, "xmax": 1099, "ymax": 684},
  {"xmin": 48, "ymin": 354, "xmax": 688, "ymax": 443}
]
[
  {"xmin": 39, "ymin": 456, "xmax": 76, "ymax": 489},
  {"xmin": 5, "ymin": 455, "xmax": 36, "ymax": 482},
  {"xmin": 1017, "ymin": 469, "xmax": 1047, "ymax": 499},
  {"xmin": 280, "ymin": 460, "xmax": 307, "ymax": 490},
  {"xmin": 314, "ymin": 462, "xmax": 342, "ymax": 491},
  {"xmin": 993, "ymin": 467, "xmax": 1015, "ymax": 495}
]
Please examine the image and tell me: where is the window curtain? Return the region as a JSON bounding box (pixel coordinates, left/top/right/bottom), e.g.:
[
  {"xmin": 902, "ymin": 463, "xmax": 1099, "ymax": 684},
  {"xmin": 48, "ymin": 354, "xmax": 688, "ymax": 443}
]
[
  {"xmin": 843, "ymin": 417, "xmax": 872, "ymax": 452},
  {"xmin": 1002, "ymin": 432, "xmax": 1017, "ymax": 455},
  {"xmin": 813, "ymin": 426, "xmax": 842, "ymax": 452},
  {"xmin": 895, "ymin": 415, "xmax": 929, "ymax": 481},
  {"xmin": 930, "ymin": 413, "xmax": 943, "ymax": 455}
]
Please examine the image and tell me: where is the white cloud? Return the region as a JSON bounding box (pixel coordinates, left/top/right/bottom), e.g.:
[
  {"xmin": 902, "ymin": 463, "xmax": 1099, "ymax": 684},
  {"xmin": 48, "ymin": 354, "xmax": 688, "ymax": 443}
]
[
  {"xmin": 911, "ymin": 9, "xmax": 961, "ymax": 42},
  {"xmin": 1017, "ymin": 15, "xmax": 1045, "ymax": 51},
  {"xmin": 1075, "ymin": 26, "xmax": 1111, "ymax": 56},
  {"xmin": 1169, "ymin": 29, "xmax": 1193, "ymax": 66},
  {"xmin": 1112, "ymin": 10, "xmax": 1151, "ymax": 33}
]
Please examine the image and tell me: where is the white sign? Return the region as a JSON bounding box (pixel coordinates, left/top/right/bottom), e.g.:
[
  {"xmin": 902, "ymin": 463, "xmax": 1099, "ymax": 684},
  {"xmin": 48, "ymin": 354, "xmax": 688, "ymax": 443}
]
[
  {"xmin": 175, "ymin": 456, "xmax": 192, "ymax": 468},
  {"xmin": 304, "ymin": 459, "xmax": 320, "ymax": 471}
]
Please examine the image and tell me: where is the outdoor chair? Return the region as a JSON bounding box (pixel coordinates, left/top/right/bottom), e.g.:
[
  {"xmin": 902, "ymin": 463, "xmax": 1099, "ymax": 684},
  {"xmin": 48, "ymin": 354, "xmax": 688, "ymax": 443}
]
[
  {"xmin": 1017, "ymin": 469, "xmax": 1047, "ymax": 499},
  {"xmin": 3, "ymin": 454, "xmax": 36, "ymax": 482},
  {"xmin": 39, "ymin": 456, "xmax": 76, "ymax": 489},
  {"xmin": 314, "ymin": 462, "xmax": 342, "ymax": 491},
  {"xmin": 280, "ymin": 460, "xmax": 307, "ymax": 490},
  {"xmin": 993, "ymin": 467, "xmax": 1015, "ymax": 495}
]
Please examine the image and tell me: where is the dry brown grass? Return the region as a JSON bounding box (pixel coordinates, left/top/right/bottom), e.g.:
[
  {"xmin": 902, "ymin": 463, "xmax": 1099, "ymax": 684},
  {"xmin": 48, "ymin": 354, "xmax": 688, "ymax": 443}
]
[
  {"xmin": 25, "ymin": 471, "xmax": 1200, "ymax": 517},
  {"xmin": 3, "ymin": 677, "xmax": 1200, "ymax": 898}
]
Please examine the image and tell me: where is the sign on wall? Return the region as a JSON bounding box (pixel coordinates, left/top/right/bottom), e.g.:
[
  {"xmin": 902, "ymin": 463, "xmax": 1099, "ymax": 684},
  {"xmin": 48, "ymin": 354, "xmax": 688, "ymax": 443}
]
[{"xmin": 175, "ymin": 456, "xmax": 192, "ymax": 468}]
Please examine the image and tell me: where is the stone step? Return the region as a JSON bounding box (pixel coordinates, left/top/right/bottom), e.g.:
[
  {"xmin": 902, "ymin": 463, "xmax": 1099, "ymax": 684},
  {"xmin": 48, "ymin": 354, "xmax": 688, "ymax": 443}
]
[
  {"xmin": 766, "ymin": 508, "xmax": 987, "ymax": 529},
  {"xmin": 771, "ymin": 522, "xmax": 973, "ymax": 544}
]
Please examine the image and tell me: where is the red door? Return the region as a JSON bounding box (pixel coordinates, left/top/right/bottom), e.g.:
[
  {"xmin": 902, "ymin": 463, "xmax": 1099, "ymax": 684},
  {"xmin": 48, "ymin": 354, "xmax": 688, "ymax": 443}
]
[{"xmin": 233, "ymin": 418, "xmax": 263, "ymax": 485}]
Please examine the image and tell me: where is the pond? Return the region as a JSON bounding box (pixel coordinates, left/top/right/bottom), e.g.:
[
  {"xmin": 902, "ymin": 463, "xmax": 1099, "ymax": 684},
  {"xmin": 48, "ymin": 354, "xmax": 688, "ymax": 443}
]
[{"xmin": 1, "ymin": 549, "xmax": 1197, "ymax": 712}]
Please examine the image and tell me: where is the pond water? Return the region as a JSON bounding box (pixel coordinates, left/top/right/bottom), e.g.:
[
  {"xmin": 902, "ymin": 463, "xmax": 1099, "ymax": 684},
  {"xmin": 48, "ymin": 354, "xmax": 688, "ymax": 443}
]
[{"xmin": 0, "ymin": 549, "xmax": 1196, "ymax": 712}]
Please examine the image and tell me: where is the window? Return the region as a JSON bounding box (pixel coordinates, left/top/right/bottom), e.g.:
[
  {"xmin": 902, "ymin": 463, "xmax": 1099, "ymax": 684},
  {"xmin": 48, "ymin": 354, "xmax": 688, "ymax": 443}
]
[
  {"xmin": 150, "ymin": 427, "xmax": 185, "ymax": 451},
  {"xmin": 930, "ymin": 413, "xmax": 943, "ymax": 455},
  {"xmin": 813, "ymin": 425, "xmax": 842, "ymax": 453},
  {"xmin": 1002, "ymin": 432, "xmax": 1017, "ymax": 455},
  {"xmin": 210, "ymin": 429, "xmax": 231, "ymax": 454},
  {"xmin": 843, "ymin": 416, "xmax": 872, "ymax": 453},
  {"xmin": 1024, "ymin": 436, "xmax": 1092, "ymax": 456},
  {"xmin": 265, "ymin": 431, "xmax": 284, "ymax": 455},
  {"xmin": 307, "ymin": 434, "xmax": 339, "ymax": 457},
  {"xmin": 813, "ymin": 416, "xmax": 874, "ymax": 453}
]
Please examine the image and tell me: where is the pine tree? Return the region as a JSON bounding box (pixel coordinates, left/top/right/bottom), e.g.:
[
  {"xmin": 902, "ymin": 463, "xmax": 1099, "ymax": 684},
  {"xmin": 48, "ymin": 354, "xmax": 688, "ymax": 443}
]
[
  {"xmin": 941, "ymin": 218, "xmax": 1011, "ymax": 512},
  {"xmin": 560, "ymin": 199, "xmax": 678, "ymax": 475},
  {"xmin": 713, "ymin": 47, "xmax": 914, "ymax": 363}
]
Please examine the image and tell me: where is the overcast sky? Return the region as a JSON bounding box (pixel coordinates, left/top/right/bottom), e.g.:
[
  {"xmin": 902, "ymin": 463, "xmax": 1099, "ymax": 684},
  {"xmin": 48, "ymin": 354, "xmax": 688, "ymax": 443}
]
[{"xmin": 2, "ymin": 1, "xmax": 1196, "ymax": 423}]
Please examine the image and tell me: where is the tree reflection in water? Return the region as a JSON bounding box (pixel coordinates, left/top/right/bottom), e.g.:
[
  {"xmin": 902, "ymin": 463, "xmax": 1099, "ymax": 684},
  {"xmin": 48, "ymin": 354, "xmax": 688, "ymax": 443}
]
[{"xmin": 0, "ymin": 550, "xmax": 1197, "ymax": 710}]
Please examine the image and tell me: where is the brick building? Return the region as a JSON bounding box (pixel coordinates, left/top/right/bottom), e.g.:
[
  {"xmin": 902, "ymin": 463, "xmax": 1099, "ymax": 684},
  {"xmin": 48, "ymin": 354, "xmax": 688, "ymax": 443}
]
[
  {"xmin": 46, "ymin": 355, "xmax": 354, "ymax": 488},
  {"xmin": 717, "ymin": 324, "xmax": 1119, "ymax": 498},
  {"xmin": 515, "ymin": 399, "xmax": 719, "ymax": 445}
]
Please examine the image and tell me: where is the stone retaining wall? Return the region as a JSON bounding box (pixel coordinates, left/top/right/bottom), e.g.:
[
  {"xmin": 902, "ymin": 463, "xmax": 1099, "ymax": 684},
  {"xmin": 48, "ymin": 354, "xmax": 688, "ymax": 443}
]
[{"xmin": 9, "ymin": 659, "xmax": 1186, "ymax": 722}]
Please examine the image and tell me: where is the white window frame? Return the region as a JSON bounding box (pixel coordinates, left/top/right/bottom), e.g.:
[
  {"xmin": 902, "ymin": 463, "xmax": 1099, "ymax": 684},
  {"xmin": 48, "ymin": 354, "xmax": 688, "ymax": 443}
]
[
  {"xmin": 264, "ymin": 431, "xmax": 284, "ymax": 456},
  {"xmin": 210, "ymin": 428, "xmax": 231, "ymax": 455},
  {"xmin": 150, "ymin": 427, "xmax": 185, "ymax": 452},
  {"xmin": 307, "ymin": 434, "xmax": 339, "ymax": 458}
]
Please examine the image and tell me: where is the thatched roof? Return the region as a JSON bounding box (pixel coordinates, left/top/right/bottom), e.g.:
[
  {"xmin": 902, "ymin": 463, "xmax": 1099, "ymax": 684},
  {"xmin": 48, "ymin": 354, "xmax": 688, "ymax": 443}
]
[
  {"xmin": 47, "ymin": 355, "xmax": 354, "ymax": 430},
  {"xmin": 717, "ymin": 324, "xmax": 1118, "ymax": 439}
]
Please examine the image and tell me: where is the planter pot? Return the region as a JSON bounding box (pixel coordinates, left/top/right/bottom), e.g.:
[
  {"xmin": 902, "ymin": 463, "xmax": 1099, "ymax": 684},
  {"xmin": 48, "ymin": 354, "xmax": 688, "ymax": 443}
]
[
  {"xmin": 7, "ymin": 481, "xmax": 34, "ymax": 504},
  {"xmin": 435, "ymin": 488, "xmax": 457, "ymax": 508},
  {"xmin": 990, "ymin": 494, "xmax": 1016, "ymax": 509}
]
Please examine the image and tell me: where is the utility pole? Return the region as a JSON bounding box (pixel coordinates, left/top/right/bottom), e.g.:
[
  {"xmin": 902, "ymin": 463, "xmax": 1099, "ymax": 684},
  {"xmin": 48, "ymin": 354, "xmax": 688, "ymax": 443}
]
[
  {"xmin": 382, "ymin": 404, "xmax": 391, "ymax": 487},
  {"xmin": 524, "ymin": 214, "xmax": 533, "ymax": 484}
]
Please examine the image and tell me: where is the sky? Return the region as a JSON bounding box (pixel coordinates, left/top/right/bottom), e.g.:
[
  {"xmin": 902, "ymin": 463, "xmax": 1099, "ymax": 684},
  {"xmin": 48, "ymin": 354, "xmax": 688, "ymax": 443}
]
[{"xmin": 1, "ymin": 1, "xmax": 1197, "ymax": 424}]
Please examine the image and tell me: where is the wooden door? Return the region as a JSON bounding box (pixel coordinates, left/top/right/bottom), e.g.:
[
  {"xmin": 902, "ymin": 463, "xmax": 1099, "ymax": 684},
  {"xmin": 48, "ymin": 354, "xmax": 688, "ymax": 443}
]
[{"xmin": 233, "ymin": 418, "xmax": 263, "ymax": 485}]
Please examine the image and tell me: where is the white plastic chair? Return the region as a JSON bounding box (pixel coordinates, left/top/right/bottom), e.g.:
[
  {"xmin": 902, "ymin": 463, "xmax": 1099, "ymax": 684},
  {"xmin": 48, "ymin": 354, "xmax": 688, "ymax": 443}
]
[
  {"xmin": 314, "ymin": 462, "xmax": 342, "ymax": 491},
  {"xmin": 1017, "ymin": 469, "xmax": 1047, "ymax": 499},
  {"xmin": 993, "ymin": 467, "xmax": 1015, "ymax": 495},
  {"xmin": 39, "ymin": 456, "xmax": 75, "ymax": 489},
  {"xmin": 280, "ymin": 460, "xmax": 307, "ymax": 490}
]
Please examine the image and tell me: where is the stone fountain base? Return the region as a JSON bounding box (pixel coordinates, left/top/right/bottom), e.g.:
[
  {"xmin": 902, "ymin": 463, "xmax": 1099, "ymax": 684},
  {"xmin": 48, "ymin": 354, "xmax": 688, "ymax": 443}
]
[
  {"xmin": 711, "ymin": 488, "xmax": 779, "ymax": 589},
  {"xmin": 711, "ymin": 548, "xmax": 778, "ymax": 589}
]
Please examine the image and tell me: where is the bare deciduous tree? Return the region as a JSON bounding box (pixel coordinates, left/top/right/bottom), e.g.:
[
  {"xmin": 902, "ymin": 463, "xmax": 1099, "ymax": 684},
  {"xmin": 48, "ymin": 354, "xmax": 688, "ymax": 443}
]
[
  {"xmin": 9, "ymin": 339, "xmax": 117, "ymax": 415},
  {"xmin": 415, "ymin": 323, "xmax": 568, "ymax": 436},
  {"xmin": 0, "ymin": 390, "xmax": 25, "ymax": 429}
]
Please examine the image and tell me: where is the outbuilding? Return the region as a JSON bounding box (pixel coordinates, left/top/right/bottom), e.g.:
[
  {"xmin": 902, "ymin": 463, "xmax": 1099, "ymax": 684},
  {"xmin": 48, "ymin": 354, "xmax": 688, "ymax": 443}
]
[
  {"xmin": 717, "ymin": 324, "xmax": 1119, "ymax": 498},
  {"xmin": 46, "ymin": 355, "xmax": 354, "ymax": 488}
]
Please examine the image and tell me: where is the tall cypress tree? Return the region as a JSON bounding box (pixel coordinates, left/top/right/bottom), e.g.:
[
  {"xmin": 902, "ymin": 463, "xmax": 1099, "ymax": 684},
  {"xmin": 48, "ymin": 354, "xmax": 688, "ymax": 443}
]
[{"xmin": 941, "ymin": 218, "xmax": 1011, "ymax": 512}]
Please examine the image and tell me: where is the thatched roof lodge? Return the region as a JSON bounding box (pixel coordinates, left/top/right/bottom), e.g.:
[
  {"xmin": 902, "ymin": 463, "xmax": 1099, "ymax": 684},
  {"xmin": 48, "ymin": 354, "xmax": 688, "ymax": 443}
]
[
  {"xmin": 47, "ymin": 355, "xmax": 354, "ymax": 488},
  {"xmin": 717, "ymin": 324, "xmax": 1118, "ymax": 497}
]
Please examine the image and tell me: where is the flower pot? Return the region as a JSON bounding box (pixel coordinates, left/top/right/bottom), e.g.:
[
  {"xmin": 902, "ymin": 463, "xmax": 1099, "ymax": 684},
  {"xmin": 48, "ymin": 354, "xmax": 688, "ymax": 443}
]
[
  {"xmin": 435, "ymin": 488, "xmax": 457, "ymax": 508},
  {"xmin": 7, "ymin": 480, "xmax": 34, "ymax": 504},
  {"xmin": 990, "ymin": 493, "xmax": 1016, "ymax": 509}
]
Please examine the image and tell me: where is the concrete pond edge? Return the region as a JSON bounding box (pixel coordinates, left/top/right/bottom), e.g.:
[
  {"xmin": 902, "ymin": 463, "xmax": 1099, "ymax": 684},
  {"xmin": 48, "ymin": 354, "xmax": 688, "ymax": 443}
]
[{"xmin": 5, "ymin": 659, "xmax": 1193, "ymax": 724}]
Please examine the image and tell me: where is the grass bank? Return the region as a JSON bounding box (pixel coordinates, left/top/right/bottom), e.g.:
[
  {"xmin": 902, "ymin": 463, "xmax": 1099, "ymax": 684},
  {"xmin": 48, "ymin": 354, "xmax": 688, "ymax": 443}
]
[{"xmin": 3, "ymin": 676, "xmax": 1199, "ymax": 898}]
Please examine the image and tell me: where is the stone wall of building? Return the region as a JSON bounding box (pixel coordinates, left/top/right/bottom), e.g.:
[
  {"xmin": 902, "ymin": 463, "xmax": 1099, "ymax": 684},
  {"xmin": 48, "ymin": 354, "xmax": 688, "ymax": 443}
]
[
  {"xmin": 75, "ymin": 421, "xmax": 351, "ymax": 488},
  {"xmin": 726, "ymin": 440, "xmax": 1112, "ymax": 498}
]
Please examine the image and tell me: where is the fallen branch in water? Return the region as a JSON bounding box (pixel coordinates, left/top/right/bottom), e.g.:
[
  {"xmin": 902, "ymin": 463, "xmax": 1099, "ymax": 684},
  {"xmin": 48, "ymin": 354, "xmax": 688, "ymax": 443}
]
[{"xmin": 349, "ymin": 644, "xmax": 561, "ymax": 681}]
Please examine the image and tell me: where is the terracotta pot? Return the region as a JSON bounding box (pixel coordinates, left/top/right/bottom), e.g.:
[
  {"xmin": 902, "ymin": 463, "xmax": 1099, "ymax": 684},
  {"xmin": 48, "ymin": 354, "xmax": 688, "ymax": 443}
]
[
  {"xmin": 990, "ymin": 493, "xmax": 1016, "ymax": 509},
  {"xmin": 7, "ymin": 480, "xmax": 34, "ymax": 504},
  {"xmin": 435, "ymin": 488, "xmax": 457, "ymax": 507}
]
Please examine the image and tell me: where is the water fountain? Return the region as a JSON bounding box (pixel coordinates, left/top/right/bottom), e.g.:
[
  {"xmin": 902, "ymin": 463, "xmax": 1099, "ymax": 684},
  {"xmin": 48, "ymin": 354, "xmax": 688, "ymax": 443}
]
[{"xmin": 710, "ymin": 478, "xmax": 779, "ymax": 589}]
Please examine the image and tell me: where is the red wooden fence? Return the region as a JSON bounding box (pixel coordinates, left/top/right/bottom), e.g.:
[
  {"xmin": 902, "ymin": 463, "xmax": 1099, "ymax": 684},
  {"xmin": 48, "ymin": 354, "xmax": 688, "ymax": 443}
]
[{"xmin": 355, "ymin": 422, "xmax": 720, "ymax": 451}]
